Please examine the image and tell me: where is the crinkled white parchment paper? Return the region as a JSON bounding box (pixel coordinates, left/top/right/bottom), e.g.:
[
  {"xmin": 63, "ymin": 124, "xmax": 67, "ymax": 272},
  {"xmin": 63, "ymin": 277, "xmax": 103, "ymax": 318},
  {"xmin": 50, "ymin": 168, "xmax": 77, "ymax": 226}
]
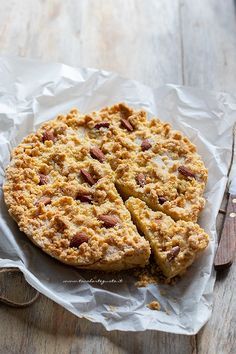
[{"xmin": 0, "ymin": 57, "xmax": 235, "ymax": 334}]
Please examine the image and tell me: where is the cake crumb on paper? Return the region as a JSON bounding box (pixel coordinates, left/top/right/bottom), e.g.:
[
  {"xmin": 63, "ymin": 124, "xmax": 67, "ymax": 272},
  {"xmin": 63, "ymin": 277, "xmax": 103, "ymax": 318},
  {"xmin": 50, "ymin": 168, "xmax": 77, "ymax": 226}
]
[
  {"xmin": 134, "ymin": 260, "xmax": 179, "ymax": 287},
  {"xmin": 147, "ymin": 301, "xmax": 161, "ymax": 311}
]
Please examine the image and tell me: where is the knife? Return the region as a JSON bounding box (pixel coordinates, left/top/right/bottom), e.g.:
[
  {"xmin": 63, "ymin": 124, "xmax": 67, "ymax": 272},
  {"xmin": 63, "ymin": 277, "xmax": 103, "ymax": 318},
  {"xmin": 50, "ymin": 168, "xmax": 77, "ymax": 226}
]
[{"xmin": 214, "ymin": 124, "xmax": 236, "ymax": 270}]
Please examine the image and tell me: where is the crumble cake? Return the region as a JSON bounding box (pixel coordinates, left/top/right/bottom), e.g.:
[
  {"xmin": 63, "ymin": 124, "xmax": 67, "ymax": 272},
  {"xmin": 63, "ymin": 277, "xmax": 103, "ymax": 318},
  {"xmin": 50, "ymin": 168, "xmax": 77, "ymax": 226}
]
[
  {"xmin": 3, "ymin": 103, "xmax": 209, "ymax": 274},
  {"xmin": 3, "ymin": 118, "xmax": 150, "ymax": 271},
  {"xmin": 126, "ymin": 197, "xmax": 209, "ymax": 278}
]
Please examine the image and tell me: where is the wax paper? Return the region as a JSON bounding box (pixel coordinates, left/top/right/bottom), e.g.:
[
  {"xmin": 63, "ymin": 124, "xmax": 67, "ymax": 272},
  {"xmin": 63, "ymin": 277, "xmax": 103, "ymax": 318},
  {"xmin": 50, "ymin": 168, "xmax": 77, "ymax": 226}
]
[{"xmin": 0, "ymin": 57, "xmax": 235, "ymax": 334}]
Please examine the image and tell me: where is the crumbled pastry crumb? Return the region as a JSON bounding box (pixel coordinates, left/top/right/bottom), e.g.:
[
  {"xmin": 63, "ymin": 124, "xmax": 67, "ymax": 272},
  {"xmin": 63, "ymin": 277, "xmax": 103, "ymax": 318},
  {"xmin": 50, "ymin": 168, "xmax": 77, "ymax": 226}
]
[
  {"xmin": 147, "ymin": 301, "xmax": 161, "ymax": 311},
  {"xmin": 135, "ymin": 273, "xmax": 158, "ymax": 287},
  {"xmin": 134, "ymin": 261, "xmax": 178, "ymax": 287}
]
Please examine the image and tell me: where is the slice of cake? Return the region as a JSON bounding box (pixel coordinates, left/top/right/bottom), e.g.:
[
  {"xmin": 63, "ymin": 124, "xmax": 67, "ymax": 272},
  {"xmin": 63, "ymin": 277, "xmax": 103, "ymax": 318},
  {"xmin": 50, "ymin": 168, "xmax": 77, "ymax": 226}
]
[{"xmin": 125, "ymin": 197, "xmax": 209, "ymax": 278}]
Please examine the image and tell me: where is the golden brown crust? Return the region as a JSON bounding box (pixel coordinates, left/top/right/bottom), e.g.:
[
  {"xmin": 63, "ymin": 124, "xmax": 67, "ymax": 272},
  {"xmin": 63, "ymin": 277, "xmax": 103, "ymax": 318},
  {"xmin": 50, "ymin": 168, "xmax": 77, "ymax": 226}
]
[{"xmin": 3, "ymin": 103, "xmax": 208, "ymax": 272}]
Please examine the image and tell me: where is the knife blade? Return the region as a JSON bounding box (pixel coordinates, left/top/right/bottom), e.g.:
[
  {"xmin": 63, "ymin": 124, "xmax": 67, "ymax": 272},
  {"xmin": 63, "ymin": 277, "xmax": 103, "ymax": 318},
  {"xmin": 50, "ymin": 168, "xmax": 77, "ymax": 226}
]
[{"xmin": 214, "ymin": 124, "xmax": 236, "ymax": 270}]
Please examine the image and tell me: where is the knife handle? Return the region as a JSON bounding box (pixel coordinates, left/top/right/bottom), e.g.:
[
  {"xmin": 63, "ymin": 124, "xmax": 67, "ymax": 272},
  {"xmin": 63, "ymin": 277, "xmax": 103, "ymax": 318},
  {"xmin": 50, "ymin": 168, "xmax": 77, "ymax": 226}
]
[{"xmin": 214, "ymin": 194, "xmax": 236, "ymax": 270}]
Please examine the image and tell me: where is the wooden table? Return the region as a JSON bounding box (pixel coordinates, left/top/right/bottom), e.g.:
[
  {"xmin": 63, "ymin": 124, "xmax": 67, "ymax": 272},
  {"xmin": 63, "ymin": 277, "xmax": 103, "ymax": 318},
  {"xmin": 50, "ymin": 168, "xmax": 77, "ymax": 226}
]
[{"xmin": 0, "ymin": 1, "xmax": 235, "ymax": 353}]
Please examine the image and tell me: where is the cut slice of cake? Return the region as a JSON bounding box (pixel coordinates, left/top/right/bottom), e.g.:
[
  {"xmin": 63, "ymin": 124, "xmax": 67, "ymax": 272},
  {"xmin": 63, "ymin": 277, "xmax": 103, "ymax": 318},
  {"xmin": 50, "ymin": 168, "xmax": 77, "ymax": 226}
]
[{"xmin": 125, "ymin": 197, "xmax": 209, "ymax": 278}]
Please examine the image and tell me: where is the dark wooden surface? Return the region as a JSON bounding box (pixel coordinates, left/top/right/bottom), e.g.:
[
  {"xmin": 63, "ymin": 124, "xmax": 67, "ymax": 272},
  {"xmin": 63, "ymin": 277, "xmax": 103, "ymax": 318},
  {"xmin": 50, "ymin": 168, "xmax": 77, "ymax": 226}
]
[{"xmin": 0, "ymin": 1, "xmax": 236, "ymax": 353}]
